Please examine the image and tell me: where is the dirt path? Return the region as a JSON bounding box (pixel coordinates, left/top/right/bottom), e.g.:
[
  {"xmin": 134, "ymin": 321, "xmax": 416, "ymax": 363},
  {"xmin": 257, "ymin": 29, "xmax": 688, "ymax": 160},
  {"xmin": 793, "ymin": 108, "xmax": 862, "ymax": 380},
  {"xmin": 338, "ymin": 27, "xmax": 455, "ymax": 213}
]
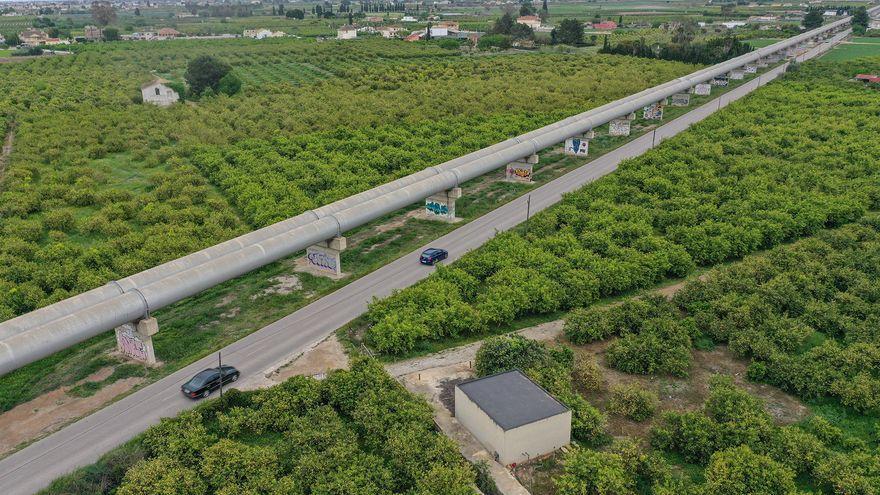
[
  {"xmin": 0, "ymin": 125, "xmax": 14, "ymax": 180},
  {"xmin": 0, "ymin": 368, "xmax": 144, "ymax": 458}
]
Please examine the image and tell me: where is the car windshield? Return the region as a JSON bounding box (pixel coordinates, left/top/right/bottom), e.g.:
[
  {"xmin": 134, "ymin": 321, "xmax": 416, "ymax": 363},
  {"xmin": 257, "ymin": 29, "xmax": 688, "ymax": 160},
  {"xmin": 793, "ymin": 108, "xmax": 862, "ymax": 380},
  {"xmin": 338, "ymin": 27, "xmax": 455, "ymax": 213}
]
[{"xmin": 187, "ymin": 370, "xmax": 216, "ymax": 387}]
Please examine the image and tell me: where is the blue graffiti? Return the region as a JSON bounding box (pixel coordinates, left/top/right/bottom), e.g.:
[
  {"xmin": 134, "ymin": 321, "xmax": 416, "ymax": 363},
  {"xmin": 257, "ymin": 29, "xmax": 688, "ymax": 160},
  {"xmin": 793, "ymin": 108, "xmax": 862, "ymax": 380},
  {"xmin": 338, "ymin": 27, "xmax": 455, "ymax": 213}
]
[{"xmin": 426, "ymin": 201, "xmax": 449, "ymax": 216}]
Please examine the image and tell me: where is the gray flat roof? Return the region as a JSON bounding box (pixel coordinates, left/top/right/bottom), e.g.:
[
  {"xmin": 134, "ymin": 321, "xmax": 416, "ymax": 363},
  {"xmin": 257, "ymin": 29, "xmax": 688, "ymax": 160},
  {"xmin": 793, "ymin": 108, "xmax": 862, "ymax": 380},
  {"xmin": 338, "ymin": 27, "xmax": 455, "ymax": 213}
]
[{"xmin": 456, "ymin": 370, "xmax": 569, "ymax": 431}]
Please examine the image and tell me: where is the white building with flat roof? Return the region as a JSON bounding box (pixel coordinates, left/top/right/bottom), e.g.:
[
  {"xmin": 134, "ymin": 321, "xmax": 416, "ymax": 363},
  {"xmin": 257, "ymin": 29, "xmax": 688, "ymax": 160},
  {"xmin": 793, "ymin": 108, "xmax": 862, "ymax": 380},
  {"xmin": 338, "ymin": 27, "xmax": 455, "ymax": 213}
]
[{"xmin": 455, "ymin": 370, "xmax": 571, "ymax": 465}]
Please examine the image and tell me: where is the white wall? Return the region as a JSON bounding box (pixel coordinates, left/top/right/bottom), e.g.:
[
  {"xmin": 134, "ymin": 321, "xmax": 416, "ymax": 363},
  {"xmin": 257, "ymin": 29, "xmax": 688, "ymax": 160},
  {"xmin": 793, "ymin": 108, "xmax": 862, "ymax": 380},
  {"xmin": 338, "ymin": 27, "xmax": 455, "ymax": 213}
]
[
  {"xmin": 503, "ymin": 411, "xmax": 571, "ymax": 465},
  {"xmin": 455, "ymin": 388, "xmax": 505, "ymax": 461},
  {"xmin": 141, "ymin": 83, "xmax": 179, "ymax": 107}
]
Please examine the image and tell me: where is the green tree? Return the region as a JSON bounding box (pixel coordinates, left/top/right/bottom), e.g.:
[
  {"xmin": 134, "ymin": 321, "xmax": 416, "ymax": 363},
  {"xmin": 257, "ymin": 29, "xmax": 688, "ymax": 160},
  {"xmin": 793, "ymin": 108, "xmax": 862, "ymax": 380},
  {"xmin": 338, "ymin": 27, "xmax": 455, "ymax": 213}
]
[
  {"xmin": 555, "ymin": 448, "xmax": 634, "ymax": 495},
  {"xmin": 555, "ymin": 18, "xmax": 584, "ymax": 45},
  {"xmin": 103, "ymin": 27, "xmax": 120, "ymax": 41},
  {"xmin": 703, "ymin": 445, "xmax": 796, "ymax": 494},
  {"xmin": 116, "ymin": 457, "xmax": 206, "ymax": 495},
  {"xmin": 90, "ymin": 1, "xmax": 117, "ymax": 26},
  {"xmin": 217, "ymin": 72, "xmax": 242, "ymax": 96},
  {"xmin": 802, "ymin": 9, "xmax": 823, "ymax": 29},
  {"xmin": 185, "ymin": 55, "xmax": 232, "ymax": 97},
  {"xmin": 286, "ymin": 8, "xmax": 304, "ymax": 19}
]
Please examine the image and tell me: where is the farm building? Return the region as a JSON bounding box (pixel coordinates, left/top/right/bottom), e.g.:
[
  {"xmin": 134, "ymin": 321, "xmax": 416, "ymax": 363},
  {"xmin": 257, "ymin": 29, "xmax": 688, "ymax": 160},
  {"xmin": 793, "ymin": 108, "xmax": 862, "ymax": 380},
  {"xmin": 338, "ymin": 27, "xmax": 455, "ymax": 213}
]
[
  {"xmin": 141, "ymin": 79, "xmax": 180, "ymax": 107},
  {"xmin": 337, "ymin": 25, "xmax": 358, "ymax": 39},
  {"xmin": 516, "ymin": 15, "xmax": 542, "ymax": 29},
  {"xmin": 455, "ymin": 370, "xmax": 571, "ymax": 465},
  {"xmin": 84, "ymin": 25, "xmax": 103, "ymax": 41},
  {"xmin": 378, "ymin": 26, "xmax": 404, "ymax": 38}
]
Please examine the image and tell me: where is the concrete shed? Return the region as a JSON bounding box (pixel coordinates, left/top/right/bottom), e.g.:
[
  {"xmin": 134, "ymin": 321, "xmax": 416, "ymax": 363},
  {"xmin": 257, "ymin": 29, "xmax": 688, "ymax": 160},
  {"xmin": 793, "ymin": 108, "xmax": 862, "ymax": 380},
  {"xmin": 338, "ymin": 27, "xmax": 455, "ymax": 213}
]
[{"xmin": 455, "ymin": 370, "xmax": 571, "ymax": 465}]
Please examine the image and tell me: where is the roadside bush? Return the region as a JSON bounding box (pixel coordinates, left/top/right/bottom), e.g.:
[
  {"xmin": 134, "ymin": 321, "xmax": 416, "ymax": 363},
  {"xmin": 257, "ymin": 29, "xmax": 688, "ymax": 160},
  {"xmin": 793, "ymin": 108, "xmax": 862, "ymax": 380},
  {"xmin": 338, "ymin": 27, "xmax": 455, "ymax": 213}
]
[
  {"xmin": 571, "ymin": 352, "xmax": 605, "ymax": 392},
  {"xmin": 608, "ymin": 383, "xmax": 659, "ymax": 422}
]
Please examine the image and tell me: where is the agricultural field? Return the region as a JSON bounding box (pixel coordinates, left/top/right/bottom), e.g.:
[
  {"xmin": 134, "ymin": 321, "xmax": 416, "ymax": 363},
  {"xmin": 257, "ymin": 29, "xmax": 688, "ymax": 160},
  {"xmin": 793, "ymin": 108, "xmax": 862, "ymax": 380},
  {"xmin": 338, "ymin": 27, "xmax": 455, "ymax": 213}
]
[
  {"xmin": 0, "ymin": 38, "xmax": 698, "ymax": 322},
  {"xmin": 40, "ymin": 358, "xmax": 480, "ymax": 495},
  {"xmin": 822, "ymin": 36, "xmax": 880, "ymax": 61},
  {"xmin": 360, "ymin": 57, "xmax": 880, "ymax": 356},
  {"xmin": 0, "ymin": 38, "xmax": 713, "ymax": 432}
]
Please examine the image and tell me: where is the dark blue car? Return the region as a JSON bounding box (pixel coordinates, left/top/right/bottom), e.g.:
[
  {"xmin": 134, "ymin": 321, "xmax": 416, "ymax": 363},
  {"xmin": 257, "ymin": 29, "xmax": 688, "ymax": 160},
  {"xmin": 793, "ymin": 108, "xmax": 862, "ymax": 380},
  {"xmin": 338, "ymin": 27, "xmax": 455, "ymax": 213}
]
[{"xmin": 420, "ymin": 248, "xmax": 448, "ymax": 265}]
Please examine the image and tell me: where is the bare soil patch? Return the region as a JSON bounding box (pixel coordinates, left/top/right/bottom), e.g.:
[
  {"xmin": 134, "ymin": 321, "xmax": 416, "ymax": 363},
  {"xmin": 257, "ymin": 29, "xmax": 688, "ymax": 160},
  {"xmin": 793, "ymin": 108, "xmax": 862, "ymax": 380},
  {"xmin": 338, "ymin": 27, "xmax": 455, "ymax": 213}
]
[
  {"xmin": 0, "ymin": 127, "xmax": 14, "ymax": 179},
  {"xmin": 0, "ymin": 368, "xmax": 144, "ymax": 457},
  {"xmin": 572, "ymin": 340, "xmax": 808, "ymax": 441},
  {"xmin": 271, "ymin": 334, "xmax": 350, "ymax": 382}
]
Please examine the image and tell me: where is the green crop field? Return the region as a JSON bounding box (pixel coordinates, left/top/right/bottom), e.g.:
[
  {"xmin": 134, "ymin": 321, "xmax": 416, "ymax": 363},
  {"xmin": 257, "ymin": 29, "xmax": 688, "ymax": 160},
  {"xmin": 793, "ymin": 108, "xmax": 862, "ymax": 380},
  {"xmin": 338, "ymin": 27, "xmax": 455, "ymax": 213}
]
[{"xmin": 822, "ymin": 39, "xmax": 880, "ymax": 61}]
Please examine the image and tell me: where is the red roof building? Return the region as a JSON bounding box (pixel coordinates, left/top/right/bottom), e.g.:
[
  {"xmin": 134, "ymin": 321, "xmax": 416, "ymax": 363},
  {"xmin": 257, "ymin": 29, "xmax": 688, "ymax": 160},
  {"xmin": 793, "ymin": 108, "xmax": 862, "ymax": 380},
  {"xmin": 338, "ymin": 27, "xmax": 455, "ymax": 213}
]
[
  {"xmin": 855, "ymin": 74, "xmax": 880, "ymax": 83},
  {"xmin": 590, "ymin": 21, "xmax": 618, "ymax": 30}
]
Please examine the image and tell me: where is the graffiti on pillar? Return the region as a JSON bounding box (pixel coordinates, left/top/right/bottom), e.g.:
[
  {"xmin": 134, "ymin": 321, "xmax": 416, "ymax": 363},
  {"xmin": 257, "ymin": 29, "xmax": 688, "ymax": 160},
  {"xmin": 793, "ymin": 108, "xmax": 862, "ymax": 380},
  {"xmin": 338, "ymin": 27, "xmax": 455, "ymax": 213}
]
[
  {"xmin": 306, "ymin": 245, "xmax": 339, "ymax": 273},
  {"xmin": 694, "ymin": 83, "xmax": 712, "ymax": 96},
  {"xmin": 730, "ymin": 70, "xmax": 745, "ymax": 80},
  {"xmin": 564, "ymin": 138, "xmax": 589, "ymax": 156},
  {"xmin": 670, "ymin": 93, "xmax": 690, "ymax": 107},
  {"xmin": 609, "ymin": 119, "xmax": 631, "ymax": 137},
  {"xmin": 425, "ymin": 200, "xmax": 450, "ymax": 216},
  {"xmin": 711, "ymin": 76, "xmax": 729, "ymax": 87},
  {"xmin": 116, "ymin": 324, "xmax": 148, "ymax": 362},
  {"xmin": 642, "ymin": 102, "xmax": 663, "ymax": 120},
  {"xmin": 744, "ymin": 65, "xmax": 757, "ymax": 74},
  {"xmin": 506, "ymin": 164, "xmax": 533, "ymax": 182}
]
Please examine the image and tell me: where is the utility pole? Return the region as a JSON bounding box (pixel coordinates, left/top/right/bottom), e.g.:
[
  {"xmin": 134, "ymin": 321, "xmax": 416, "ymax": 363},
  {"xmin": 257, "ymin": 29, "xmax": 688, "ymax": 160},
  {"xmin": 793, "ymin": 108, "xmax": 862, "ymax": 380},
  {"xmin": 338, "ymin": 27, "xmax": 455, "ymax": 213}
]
[
  {"xmin": 652, "ymin": 128, "xmax": 658, "ymax": 147},
  {"xmin": 525, "ymin": 195, "xmax": 531, "ymax": 235},
  {"xmin": 218, "ymin": 351, "xmax": 223, "ymax": 398}
]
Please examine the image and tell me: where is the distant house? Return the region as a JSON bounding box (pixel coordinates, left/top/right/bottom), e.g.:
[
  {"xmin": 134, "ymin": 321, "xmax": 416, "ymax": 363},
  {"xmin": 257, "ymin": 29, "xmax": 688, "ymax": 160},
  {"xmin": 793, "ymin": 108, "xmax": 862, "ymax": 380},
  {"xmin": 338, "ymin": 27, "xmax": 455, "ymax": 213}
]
[
  {"xmin": 590, "ymin": 20, "xmax": 618, "ymax": 30},
  {"xmin": 366, "ymin": 16, "xmax": 384, "ymax": 22},
  {"xmin": 401, "ymin": 15, "xmax": 418, "ymax": 22},
  {"xmin": 84, "ymin": 25, "xmax": 103, "ymax": 41},
  {"xmin": 855, "ymin": 73, "xmax": 880, "ymax": 84},
  {"xmin": 19, "ymin": 28, "xmax": 50, "ymax": 46},
  {"xmin": 378, "ymin": 26, "xmax": 404, "ymax": 38},
  {"xmin": 516, "ymin": 15, "xmax": 542, "ymax": 29},
  {"xmin": 244, "ymin": 28, "xmax": 284, "ymax": 39},
  {"xmin": 436, "ymin": 20, "xmax": 460, "ymax": 31},
  {"xmin": 823, "ymin": 10, "xmax": 838, "ymax": 16},
  {"xmin": 337, "ymin": 25, "xmax": 358, "ymax": 39},
  {"xmin": 429, "ymin": 26, "xmax": 448, "ymax": 37},
  {"xmin": 405, "ymin": 31, "xmax": 423, "ymax": 42},
  {"xmin": 747, "ymin": 15, "xmax": 778, "ymax": 23},
  {"xmin": 141, "ymin": 79, "xmax": 180, "ymax": 107},
  {"xmin": 157, "ymin": 28, "xmax": 182, "ymax": 39}
]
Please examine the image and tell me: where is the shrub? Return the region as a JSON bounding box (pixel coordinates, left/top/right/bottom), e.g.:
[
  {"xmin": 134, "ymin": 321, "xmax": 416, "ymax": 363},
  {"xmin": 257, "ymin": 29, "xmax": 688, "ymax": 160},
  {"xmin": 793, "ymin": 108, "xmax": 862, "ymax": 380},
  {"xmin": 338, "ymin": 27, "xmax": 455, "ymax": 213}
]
[
  {"xmin": 608, "ymin": 383, "xmax": 659, "ymax": 422},
  {"xmin": 571, "ymin": 353, "xmax": 605, "ymax": 392}
]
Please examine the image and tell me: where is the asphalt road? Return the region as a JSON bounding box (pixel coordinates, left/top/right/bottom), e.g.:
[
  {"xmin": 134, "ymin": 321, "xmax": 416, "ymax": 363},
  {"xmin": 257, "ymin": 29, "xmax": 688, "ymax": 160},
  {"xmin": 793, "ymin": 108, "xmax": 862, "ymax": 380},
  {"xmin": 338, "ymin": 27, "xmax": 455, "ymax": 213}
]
[{"xmin": 0, "ymin": 35, "xmax": 842, "ymax": 495}]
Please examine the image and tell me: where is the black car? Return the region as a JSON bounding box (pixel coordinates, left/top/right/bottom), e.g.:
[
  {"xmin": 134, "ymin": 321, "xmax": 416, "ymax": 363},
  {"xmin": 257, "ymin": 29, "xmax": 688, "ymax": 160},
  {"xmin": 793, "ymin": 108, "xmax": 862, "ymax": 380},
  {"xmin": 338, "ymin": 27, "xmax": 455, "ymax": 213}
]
[
  {"xmin": 181, "ymin": 365, "xmax": 240, "ymax": 399},
  {"xmin": 420, "ymin": 248, "xmax": 448, "ymax": 265}
]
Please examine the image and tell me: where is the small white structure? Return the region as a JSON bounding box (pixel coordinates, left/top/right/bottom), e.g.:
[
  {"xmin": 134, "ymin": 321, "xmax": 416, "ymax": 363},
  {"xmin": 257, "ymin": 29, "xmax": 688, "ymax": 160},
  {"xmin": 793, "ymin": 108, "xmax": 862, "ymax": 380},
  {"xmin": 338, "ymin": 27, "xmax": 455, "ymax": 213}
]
[
  {"xmin": 455, "ymin": 370, "xmax": 571, "ymax": 465},
  {"xmin": 429, "ymin": 26, "xmax": 449, "ymax": 37},
  {"xmin": 141, "ymin": 79, "xmax": 180, "ymax": 107},
  {"xmin": 337, "ymin": 25, "xmax": 358, "ymax": 39},
  {"xmin": 401, "ymin": 15, "xmax": 418, "ymax": 22}
]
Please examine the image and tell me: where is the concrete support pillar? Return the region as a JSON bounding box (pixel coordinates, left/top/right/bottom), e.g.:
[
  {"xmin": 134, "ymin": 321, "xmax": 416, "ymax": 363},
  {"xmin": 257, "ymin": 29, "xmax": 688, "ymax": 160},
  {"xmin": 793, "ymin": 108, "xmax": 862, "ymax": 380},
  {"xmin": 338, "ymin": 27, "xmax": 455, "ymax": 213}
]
[
  {"xmin": 425, "ymin": 187, "xmax": 462, "ymax": 222},
  {"xmin": 711, "ymin": 75, "xmax": 729, "ymax": 87},
  {"xmin": 642, "ymin": 101, "xmax": 664, "ymax": 120},
  {"xmin": 506, "ymin": 154, "xmax": 539, "ymax": 182},
  {"xmin": 757, "ymin": 57, "xmax": 768, "ymax": 68},
  {"xmin": 626, "ymin": 111, "xmax": 637, "ymax": 120},
  {"xmin": 744, "ymin": 64, "xmax": 757, "ymax": 74},
  {"xmin": 670, "ymin": 92, "xmax": 691, "ymax": 106},
  {"xmin": 306, "ymin": 236, "xmax": 347, "ymax": 277},
  {"xmin": 114, "ymin": 317, "xmax": 158, "ymax": 365},
  {"xmin": 693, "ymin": 82, "xmax": 712, "ymax": 96},
  {"xmin": 609, "ymin": 118, "xmax": 631, "ymax": 136},
  {"xmin": 729, "ymin": 69, "xmax": 745, "ymax": 80},
  {"xmin": 563, "ymin": 134, "xmax": 589, "ymax": 158}
]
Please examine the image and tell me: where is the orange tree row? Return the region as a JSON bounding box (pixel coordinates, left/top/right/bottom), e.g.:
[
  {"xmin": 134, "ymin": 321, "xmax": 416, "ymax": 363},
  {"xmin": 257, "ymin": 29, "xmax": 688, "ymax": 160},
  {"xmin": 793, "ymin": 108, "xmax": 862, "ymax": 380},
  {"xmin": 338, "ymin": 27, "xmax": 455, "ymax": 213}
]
[
  {"xmin": 364, "ymin": 57, "xmax": 880, "ymax": 355},
  {"xmin": 0, "ymin": 40, "xmax": 695, "ymax": 320}
]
